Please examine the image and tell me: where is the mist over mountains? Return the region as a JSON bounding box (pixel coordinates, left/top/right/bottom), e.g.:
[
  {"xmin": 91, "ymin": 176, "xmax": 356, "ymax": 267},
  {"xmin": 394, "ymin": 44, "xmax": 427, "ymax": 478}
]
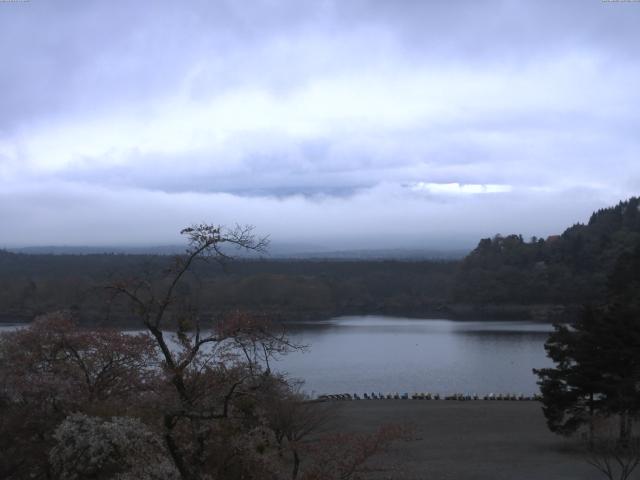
[{"xmin": 8, "ymin": 244, "xmax": 469, "ymax": 260}]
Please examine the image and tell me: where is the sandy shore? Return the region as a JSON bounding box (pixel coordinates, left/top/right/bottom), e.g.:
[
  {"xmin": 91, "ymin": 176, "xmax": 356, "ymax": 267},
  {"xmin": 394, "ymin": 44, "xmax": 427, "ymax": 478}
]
[{"xmin": 324, "ymin": 400, "xmax": 603, "ymax": 480}]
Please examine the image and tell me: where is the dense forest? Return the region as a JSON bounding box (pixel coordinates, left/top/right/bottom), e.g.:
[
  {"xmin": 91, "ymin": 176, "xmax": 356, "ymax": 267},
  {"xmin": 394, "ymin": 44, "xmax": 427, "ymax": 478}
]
[
  {"xmin": 0, "ymin": 253, "xmax": 456, "ymax": 325},
  {"xmin": 455, "ymin": 197, "xmax": 640, "ymax": 307},
  {"xmin": 1, "ymin": 197, "xmax": 639, "ymax": 325}
]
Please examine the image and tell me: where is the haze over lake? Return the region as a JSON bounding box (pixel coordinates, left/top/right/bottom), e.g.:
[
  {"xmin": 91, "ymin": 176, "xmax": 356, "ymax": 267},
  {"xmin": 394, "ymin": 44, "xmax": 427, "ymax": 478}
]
[{"xmin": 274, "ymin": 316, "xmax": 554, "ymax": 396}]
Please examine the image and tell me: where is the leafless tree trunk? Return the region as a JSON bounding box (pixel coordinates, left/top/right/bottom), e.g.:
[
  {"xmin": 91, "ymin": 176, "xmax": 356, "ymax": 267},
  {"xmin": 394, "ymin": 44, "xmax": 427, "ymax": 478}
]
[{"xmin": 585, "ymin": 436, "xmax": 640, "ymax": 480}]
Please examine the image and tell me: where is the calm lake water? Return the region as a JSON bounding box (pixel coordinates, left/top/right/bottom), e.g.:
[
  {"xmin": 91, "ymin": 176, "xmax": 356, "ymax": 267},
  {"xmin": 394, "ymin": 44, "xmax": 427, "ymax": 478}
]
[
  {"xmin": 273, "ymin": 316, "xmax": 554, "ymax": 397},
  {"xmin": 0, "ymin": 316, "xmax": 554, "ymax": 397}
]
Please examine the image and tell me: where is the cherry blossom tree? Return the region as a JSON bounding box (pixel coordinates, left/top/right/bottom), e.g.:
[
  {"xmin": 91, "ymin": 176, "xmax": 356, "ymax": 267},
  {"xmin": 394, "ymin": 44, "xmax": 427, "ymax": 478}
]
[
  {"xmin": 0, "ymin": 311, "xmax": 159, "ymax": 478},
  {"xmin": 49, "ymin": 414, "xmax": 180, "ymax": 480}
]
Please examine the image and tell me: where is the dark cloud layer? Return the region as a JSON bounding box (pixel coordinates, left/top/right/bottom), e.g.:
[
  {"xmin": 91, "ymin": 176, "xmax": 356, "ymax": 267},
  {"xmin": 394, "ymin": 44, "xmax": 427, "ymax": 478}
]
[{"xmin": 1, "ymin": 1, "xmax": 639, "ymax": 247}]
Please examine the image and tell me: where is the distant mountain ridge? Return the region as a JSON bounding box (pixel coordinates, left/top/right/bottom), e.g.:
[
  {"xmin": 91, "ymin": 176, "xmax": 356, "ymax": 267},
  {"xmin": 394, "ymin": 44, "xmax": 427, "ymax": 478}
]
[
  {"xmin": 8, "ymin": 245, "xmax": 468, "ymax": 261},
  {"xmin": 9, "ymin": 245, "xmax": 187, "ymax": 256}
]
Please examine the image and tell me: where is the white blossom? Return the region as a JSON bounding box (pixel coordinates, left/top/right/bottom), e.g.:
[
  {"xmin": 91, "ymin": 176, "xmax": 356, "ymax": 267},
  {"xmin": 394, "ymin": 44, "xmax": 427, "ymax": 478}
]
[{"xmin": 49, "ymin": 414, "xmax": 180, "ymax": 480}]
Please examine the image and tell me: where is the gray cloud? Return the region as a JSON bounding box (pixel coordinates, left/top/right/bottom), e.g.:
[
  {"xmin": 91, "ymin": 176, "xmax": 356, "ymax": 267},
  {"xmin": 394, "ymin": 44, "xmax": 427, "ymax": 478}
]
[
  {"xmin": 0, "ymin": 180, "xmax": 618, "ymax": 249},
  {"xmin": 1, "ymin": 0, "xmax": 639, "ymax": 247}
]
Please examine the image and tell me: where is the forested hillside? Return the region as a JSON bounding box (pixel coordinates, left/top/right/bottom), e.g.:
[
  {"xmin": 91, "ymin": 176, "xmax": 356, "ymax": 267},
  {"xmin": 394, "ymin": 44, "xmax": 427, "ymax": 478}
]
[{"xmin": 454, "ymin": 197, "xmax": 640, "ymax": 306}]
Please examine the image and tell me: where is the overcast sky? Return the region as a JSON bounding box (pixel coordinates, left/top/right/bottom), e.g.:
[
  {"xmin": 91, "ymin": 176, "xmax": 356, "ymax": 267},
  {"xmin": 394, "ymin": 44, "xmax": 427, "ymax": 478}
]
[{"xmin": 1, "ymin": 0, "xmax": 639, "ymax": 250}]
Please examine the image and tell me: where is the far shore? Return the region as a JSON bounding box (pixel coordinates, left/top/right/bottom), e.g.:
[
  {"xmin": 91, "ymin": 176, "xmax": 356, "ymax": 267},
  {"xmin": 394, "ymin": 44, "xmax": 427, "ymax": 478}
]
[{"xmin": 0, "ymin": 303, "xmax": 578, "ymax": 325}]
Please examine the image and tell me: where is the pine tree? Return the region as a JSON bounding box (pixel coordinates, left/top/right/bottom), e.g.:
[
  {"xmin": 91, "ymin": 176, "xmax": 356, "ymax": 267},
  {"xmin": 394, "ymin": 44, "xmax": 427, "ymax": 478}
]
[{"xmin": 534, "ymin": 241, "xmax": 640, "ymax": 443}]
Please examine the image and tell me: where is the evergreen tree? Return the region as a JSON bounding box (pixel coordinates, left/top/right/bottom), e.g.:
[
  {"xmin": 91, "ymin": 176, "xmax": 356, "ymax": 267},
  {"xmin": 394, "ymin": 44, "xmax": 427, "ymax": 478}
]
[
  {"xmin": 534, "ymin": 241, "xmax": 640, "ymax": 443},
  {"xmin": 534, "ymin": 307, "xmax": 607, "ymax": 439}
]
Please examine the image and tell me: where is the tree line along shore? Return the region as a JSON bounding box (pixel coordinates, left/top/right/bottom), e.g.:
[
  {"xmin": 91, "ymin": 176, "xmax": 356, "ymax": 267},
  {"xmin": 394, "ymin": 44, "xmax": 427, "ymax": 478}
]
[{"xmin": 2, "ymin": 197, "xmax": 639, "ymax": 327}]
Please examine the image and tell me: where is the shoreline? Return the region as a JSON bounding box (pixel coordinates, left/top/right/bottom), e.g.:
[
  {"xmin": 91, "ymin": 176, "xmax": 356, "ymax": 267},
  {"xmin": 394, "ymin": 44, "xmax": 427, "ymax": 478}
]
[{"xmin": 0, "ymin": 303, "xmax": 578, "ymax": 326}]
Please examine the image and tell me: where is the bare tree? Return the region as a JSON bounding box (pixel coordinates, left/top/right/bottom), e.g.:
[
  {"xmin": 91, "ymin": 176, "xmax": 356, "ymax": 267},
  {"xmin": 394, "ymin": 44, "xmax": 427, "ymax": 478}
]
[
  {"xmin": 262, "ymin": 384, "xmax": 335, "ymax": 479},
  {"xmin": 300, "ymin": 424, "xmax": 415, "ymax": 480},
  {"xmin": 585, "ymin": 436, "xmax": 640, "ymax": 480},
  {"xmin": 107, "ymin": 224, "xmax": 306, "ymax": 480}
]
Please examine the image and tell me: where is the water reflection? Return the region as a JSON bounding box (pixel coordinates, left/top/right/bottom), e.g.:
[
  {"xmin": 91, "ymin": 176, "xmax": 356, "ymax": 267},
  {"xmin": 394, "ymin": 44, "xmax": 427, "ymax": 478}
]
[
  {"xmin": 275, "ymin": 316, "xmax": 553, "ymax": 396},
  {"xmin": 0, "ymin": 316, "xmax": 554, "ymax": 397}
]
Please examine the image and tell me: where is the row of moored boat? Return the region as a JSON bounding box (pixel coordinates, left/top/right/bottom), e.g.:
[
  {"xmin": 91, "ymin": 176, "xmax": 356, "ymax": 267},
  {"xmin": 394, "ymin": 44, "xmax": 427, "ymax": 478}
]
[{"xmin": 318, "ymin": 392, "xmax": 542, "ymax": 401}]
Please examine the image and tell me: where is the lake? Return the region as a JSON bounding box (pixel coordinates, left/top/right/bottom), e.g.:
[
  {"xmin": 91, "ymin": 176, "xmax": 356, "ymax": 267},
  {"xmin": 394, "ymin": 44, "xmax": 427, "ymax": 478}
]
[
  {"xmin": 0, "ymin": 316, "xmax": 554, "ymax": 397},
  {"xmin": 273, "ymin": 316, "xmax": 554, "ymax": 397}
]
